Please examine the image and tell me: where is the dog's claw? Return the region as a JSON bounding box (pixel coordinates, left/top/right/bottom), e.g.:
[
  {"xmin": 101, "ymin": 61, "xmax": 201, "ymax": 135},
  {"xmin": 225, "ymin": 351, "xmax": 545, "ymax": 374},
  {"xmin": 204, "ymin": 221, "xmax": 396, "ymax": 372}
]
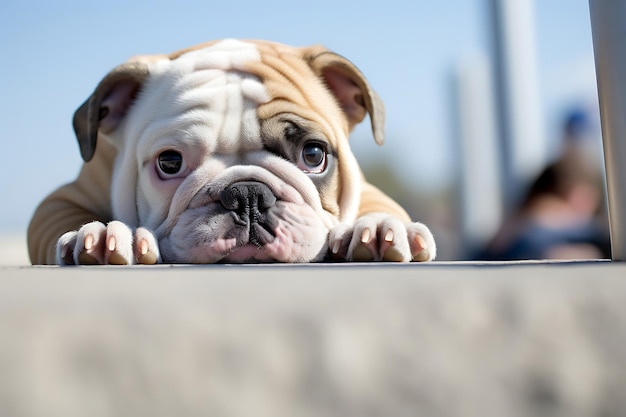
[
  {"xmin": 409, "ymin": 232, "xmax": 431, "ymax": 262},
  {"xmin": 107, "ymin": 235, "xmax": 116, "ymax": 252},
  {"xmin": 361, "ymin": 228, "xmax": 371, "ymax": 244},
  {"xmin": 135, "ymin": 237, "xmax": 158, "ymax": 265},
  {"xmin": 106, "ymin": 232, "xmax": 130, "ymax": 265},
  {"xmin": 134, "ymin": 228, "xmax": 161, "ymax": 265},
  {"xmin": 139, "ymin": 239, "xmax": 148, "ymax": 256},
  {"xmin": 414, "ymin": 234, "xmax": 426, "ymax": 251},
  {"xmin": 84, "ymin": 234, "xmax": 94, "ymax": 251}
]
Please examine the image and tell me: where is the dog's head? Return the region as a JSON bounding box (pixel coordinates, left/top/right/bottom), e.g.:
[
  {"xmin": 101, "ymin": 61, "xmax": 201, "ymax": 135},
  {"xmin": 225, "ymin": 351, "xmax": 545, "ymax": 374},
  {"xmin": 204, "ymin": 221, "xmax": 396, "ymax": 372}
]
[{"xmin": 73, "ymin": 39, "xmax": 385, "ymax": 263}]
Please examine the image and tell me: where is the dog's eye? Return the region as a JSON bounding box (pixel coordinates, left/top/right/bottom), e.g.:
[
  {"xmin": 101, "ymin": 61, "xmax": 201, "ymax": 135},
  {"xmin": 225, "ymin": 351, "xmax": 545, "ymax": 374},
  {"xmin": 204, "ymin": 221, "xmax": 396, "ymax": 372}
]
[
  {"xmin": 157, "ymin": 150, "xmax": 185, "ymax": 177},
  {"xmin": 298, "ymin": 142, "xmax": 327, "ymax": 174}
]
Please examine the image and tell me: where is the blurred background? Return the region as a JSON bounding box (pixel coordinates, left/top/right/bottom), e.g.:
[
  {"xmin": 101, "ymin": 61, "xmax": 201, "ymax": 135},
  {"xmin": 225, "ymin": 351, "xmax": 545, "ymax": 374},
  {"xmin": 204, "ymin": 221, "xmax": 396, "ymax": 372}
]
[{"xmin": 0, "ymin": 0, "xmax": 607, "ymax": 263}]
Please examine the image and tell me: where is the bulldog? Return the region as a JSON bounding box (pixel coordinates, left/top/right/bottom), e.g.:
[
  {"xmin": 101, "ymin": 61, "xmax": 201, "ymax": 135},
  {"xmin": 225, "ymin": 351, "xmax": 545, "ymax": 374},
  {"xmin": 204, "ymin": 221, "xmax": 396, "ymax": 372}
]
[{"xmin": 27, "ymin": 39, "xmax": 436, "ymax": 265}]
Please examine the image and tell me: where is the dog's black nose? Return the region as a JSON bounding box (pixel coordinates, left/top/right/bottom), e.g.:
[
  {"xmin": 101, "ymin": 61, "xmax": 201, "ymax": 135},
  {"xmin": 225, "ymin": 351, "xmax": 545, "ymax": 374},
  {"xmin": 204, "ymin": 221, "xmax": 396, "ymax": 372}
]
[{"xmin": 220, "ymin": 181, "xmax": 277, "ymax": 218}]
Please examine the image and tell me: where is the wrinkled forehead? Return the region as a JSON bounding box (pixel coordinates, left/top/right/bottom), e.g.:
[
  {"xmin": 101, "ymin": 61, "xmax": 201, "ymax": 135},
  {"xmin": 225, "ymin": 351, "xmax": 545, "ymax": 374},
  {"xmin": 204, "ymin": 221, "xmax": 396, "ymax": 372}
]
[
  {"xmin": 170, "ymin": 40, "xmax": 348, "ymax": 142},
  {"xmin": 140, "ymin": 38, "xmax": 330, "ymax": 122},
  {"xmin": 151, "ymin": 39, "xmax": 270, "ymax": 102},
  {"xmin": 167, "ymin": 39, "xmax": 341, "ymax": 122},
  {"xmin": 127, "ymin": 41, "xmax": 269, "ymax": 154},
  {"xmin": 128, "ymin": 39, "xmax": 343, "ymax": 155}
]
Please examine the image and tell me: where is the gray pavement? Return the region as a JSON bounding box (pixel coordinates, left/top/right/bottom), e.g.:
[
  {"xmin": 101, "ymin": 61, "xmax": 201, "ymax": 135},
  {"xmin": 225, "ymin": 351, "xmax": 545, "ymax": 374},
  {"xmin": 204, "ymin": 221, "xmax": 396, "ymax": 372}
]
[{"xmin": 1, "ymin": 261, "xmax": 626, "ymax": 417}]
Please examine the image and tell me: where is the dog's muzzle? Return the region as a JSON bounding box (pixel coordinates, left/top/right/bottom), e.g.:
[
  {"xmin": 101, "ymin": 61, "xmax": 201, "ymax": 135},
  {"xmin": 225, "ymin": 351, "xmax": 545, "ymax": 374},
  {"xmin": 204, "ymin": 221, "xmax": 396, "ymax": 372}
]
[{"xmin": 219, "ymin": 181, "xmax": 277, "ymax": 246}]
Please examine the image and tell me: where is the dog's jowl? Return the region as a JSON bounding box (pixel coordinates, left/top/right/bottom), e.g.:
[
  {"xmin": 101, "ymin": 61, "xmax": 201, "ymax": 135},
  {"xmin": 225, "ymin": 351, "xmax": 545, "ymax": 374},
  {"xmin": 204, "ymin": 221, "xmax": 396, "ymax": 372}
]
[{"xmin": 28, "ymin": 39, "xmax": 436, "ymax": 265}]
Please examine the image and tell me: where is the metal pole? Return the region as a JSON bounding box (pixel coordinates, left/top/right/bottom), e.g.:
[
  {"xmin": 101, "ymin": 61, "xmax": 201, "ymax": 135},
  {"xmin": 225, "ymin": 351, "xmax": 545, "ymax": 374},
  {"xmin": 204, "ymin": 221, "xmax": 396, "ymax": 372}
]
[{"xmin": 589, "ymin": 0, "xmax": 626, "ymax": 260}]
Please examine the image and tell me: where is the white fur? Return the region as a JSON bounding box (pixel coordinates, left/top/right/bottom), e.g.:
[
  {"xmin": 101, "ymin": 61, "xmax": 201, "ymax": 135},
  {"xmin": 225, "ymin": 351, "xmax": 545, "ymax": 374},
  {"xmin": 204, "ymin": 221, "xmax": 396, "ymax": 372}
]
[
  {"xmin": 111, "ymin": 40, "xmax": 270, "ymax": 227},
  {"xmin": 104, "ymin": 40, "xmax": 337, "ymax": 263},
  {"xmin": 58, "ymin": 39, "xmax": 436, "ymax": 264}
]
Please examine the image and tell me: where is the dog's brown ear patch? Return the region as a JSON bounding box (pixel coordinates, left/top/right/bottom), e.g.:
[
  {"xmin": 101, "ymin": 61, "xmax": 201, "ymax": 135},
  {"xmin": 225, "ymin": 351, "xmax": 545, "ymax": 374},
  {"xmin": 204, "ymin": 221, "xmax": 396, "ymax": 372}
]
[
  {"xmin": 73, "ymin": 61, "xmax": 151, "ymax": 162},
  {"xmin": 307, "ymin": 51, "xmax": 385, "ymax": 145}
]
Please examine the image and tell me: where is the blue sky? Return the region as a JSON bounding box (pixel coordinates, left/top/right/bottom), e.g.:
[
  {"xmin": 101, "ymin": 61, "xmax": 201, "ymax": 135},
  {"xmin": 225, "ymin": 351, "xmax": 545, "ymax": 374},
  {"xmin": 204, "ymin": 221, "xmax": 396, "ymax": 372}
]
[{"xmin": 0, "ymin": 0, "xmax": 598, "ymax": 236}]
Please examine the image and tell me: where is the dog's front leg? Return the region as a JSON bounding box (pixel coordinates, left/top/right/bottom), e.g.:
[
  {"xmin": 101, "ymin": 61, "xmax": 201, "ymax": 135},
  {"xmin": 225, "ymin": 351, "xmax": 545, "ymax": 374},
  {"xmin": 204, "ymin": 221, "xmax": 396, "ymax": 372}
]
[
  {"xmin": 328, "ymin": 214, "xmax": 436, "ymax": 262},
  {"xmin": 328, "ymin": 181, "xmax": 436, "ymax": 262},
  {"xmin": 56, "ymin": 221, "xmax": 160, "ymax": 265}
]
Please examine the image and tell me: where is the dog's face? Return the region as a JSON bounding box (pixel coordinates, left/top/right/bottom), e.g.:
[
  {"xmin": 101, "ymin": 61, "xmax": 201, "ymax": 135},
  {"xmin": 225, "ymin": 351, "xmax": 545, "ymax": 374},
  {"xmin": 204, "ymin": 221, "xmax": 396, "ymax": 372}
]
[{"xmin": 74, "ymin": 39, "xmax": 385, "ymax": 263}]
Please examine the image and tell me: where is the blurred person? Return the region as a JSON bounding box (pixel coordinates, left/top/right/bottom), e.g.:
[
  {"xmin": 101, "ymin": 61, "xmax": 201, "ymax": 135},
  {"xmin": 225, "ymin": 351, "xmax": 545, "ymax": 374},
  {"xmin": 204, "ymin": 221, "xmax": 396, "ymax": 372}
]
[{"xmin": 477, "ymin": 108, "xmax": 610, "ymax": 260}]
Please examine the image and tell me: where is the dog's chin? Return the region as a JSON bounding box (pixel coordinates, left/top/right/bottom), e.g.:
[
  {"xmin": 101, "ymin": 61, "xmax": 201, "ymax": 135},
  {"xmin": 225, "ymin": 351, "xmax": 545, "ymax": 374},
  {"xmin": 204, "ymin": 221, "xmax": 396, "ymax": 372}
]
[
  {"xmin": 162, "ymin": 236, "xmax": 328, "ymax": 264},
  {"xmin": 221, "ymin": 244, "xmax": 273, "ymax": 263}
]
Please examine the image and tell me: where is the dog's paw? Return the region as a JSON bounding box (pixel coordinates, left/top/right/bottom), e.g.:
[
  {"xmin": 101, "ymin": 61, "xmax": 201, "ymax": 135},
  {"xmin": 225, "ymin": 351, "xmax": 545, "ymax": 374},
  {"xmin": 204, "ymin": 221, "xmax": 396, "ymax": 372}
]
[
  {"xmin": 329, "ymin": 213, "xmax": 436, "ymax": 262},
  {"xmin": 56, "ymin": 221, "xmax": 160, "ymax": 265}
]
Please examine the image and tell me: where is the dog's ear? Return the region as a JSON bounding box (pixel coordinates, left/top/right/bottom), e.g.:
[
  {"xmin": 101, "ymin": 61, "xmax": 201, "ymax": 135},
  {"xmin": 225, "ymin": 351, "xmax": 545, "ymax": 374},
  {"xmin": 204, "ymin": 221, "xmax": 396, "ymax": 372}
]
[
  {"xmin": 307, "ymin": 51, "xmax": 385, "ymax": 145},
  {"xmin": 73, "ymin": 61, "xmax": 151, "ymax": 162}
]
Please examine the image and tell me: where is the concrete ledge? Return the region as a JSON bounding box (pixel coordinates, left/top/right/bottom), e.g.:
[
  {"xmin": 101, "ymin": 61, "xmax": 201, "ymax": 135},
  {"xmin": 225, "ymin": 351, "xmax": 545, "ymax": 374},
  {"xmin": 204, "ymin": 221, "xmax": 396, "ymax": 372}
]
[{"xmin": 2, "ymin": 262, "xmax": 626, "ymax": 417}]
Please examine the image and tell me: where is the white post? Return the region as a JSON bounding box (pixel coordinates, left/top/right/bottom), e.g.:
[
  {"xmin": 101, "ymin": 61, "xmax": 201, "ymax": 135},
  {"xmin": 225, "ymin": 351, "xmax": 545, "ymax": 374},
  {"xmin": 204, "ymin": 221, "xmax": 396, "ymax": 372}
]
[
  {"xmin": 453, "ymin": 54, "xmax": 502, "ymax": 253},
  {"xmin": 488, "ymin": 0, "xmax": 546, "ymax": 210},
  {"xmin": 589, "ymin": 0, "xmax": 626, "ymax": 260}
]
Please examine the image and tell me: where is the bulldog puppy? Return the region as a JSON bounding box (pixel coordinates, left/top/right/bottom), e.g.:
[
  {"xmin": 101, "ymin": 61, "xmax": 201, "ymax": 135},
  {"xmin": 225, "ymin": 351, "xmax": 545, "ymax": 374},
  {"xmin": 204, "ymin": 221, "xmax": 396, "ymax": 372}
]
[{"xmin": 27, "ymin": 39, "xmax": 436, "ymax": 265}]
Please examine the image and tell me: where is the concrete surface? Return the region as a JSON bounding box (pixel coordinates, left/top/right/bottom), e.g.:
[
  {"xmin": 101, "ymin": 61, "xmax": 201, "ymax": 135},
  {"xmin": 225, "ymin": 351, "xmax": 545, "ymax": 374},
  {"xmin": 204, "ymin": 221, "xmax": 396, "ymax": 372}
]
[
  {"xmin": 1, "ymin": 261, "xmax": 625, "ymax": 417},
  {"xmin": 0, "ymin": 234, "xmax": 29, "ymax": 266}
]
